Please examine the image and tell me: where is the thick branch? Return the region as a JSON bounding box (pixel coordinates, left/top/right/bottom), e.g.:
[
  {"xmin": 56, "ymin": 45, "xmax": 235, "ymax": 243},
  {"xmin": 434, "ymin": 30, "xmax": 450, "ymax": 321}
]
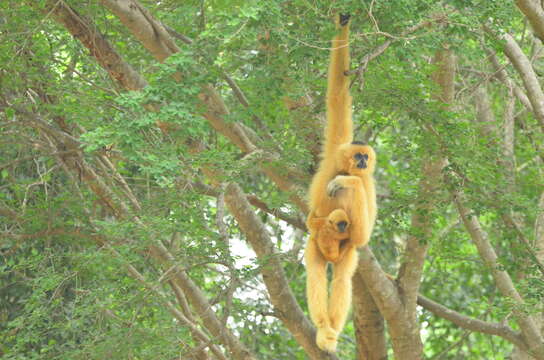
[
  {"xmin": 502, "ymin": 33, "xmax": 544, "ymax": 131},
  {"xmin": 101, "ymin": 0, "xmax": 307, "ymax": 212},
  {"xmin": 515, "ymin": 0, "xmax": 544, "ymax": 43},
  {"xmin": 452, "ymin": 189, "xmax": 544, "ymax": 358},
  {"xmin": 398, "ymin": 48, "xmax": 452, "ymax": 321},
  {"xmin": 352, "ymin": 270, "xmax": 386, "ymax": 360},
  {"xmin": 189, "ymin": 181, "xmax": 305, "ymax": 230},
  {"xmin": 418, "ymin": 294, "xmax": 526, "ymax": 350},
  {"xmin": 106, "ymin": 245, "xmax": 227, "ymax": 360},
  {"xmin": 42, "ymin": 0, "xmax": 147, "ymax": 91},
  {"xmin": 224, "ymin": 183, "xmax": 336, "ymax": 360},
  {"xmin": 537, "ymin": 193, "xmax": 544, "ymax": 265},
  {"xmin": 151, "ymin": 242, "xmax": 256, "ymax": 360},
  {"xmin": 485, "ymin": 47, "xmax": 533, "ymax": 112},
  {"xmin": 357, "ymin": 247, "xmax": 423, "ymax": 359},
  {"xmin": 100, "ymin": 0, "xmax": 179, "ymax": 61}
]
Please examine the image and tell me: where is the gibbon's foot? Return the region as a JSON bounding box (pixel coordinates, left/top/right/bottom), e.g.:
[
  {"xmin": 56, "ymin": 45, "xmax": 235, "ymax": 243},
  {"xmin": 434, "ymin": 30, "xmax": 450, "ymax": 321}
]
[
  {"xmin": 326, "ymin": 180, "xmax": 345, "ymax": 198},
  {"xmin": 316, "ymin": 327, "xmax": 338, "ymax": 352},
  {"xmin": 339, "ymin": 14, "xmax": 350, "ymax": 26}
]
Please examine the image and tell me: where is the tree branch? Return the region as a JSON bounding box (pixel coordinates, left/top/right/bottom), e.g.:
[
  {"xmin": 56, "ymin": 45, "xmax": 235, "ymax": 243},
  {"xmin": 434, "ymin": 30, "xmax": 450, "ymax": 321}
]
[
  {"xmin": 515, "ymin": 0, "xmax": 544, "ymax": 43},
  {"xmin": 40, "ymin": 0, "xmax": 148, "ymax": 91},
  {"xmin": 151, "ymin": 242, "xmax": 257, "ymax": 360},
  {"xmin": 398, "ymin": 48, "xmax": 452, "ymax": 322},
  {"xmin": 101, "ymin": 0, "xmax": 308, "ymax": 212},
  {"xmin": 352, "ymin": 270, "xmax": 387, "ymax": 360},
  {"xmin": 417, "ymin": 294, "xmax": 527, "ymax": 350},
  {"xmin": 500, "ymin": 32, "xmax": 544, "ymax": 132},
  {"xmin": 357, "ymin": 246, "xmax": 424, "ymax": 358},
  {"xmin": 346, "ymin": 14, "xmax": 446, "ymax": 88},
  {"xmin": 484, "ymin": 46, "xmax": 533, "ymax": 114},
  {"xmin": 451, "ymin": 187, "xmax": 544, "ymax": 358},
  {"xmin": 105, "ymin": 244, "xmax": 228, "ymax": 360},
  {"xmin": 224, "ymin": 182, "xmax": 337, "ymax": 360}
]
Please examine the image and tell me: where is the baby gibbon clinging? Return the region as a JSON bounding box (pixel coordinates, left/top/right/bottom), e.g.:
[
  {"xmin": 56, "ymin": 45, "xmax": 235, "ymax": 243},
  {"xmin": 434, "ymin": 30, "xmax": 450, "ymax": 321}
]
[
  {"xmin": 305, "ymin": 14, "xmax": 377, "ymax": 353},
  {"xmin": 307, "ymin": 208, "xmax": 351, "ymax": 264}
]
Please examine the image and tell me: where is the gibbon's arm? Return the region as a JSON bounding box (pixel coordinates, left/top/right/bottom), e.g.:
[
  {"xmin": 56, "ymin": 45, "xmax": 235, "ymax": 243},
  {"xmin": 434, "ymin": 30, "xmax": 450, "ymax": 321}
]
[{"xmin": 324, "ymin": 14, "xmax": 353, "ymax": 158}]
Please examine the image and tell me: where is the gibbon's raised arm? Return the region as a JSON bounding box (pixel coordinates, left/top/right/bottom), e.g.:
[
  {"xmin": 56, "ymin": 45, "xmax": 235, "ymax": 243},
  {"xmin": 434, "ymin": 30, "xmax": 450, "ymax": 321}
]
[{"xmin": 324, "ymin": 14, "xmax": 352, "ymax": 157}]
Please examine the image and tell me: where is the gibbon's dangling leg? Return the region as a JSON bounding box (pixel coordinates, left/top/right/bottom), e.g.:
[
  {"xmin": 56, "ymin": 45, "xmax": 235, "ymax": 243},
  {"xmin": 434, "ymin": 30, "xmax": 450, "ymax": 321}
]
[
  {"xmin": 328, "ymin": 246, "xmax": 358, "ymax": 333},
  {"xmin": 304, "ymin": 238, "xmax": 338, "ymax": 352}
]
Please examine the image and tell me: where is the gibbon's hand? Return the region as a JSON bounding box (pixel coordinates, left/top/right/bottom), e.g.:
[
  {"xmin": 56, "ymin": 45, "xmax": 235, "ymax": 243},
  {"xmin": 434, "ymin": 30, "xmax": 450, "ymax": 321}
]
[
  {"xmin": 326, "ymin": 178, "xmax": 345, "ymax": 197},
  {"xmin": 326, "ymin": 175, "xmax": 362, "ymax": 197}
]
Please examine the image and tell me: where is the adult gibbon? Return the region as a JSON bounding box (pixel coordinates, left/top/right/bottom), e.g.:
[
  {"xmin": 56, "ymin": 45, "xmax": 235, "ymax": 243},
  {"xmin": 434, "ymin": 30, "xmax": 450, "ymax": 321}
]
[{"xmin": 305, "ymin": 14, "xmax": 377, "ymax": 352}]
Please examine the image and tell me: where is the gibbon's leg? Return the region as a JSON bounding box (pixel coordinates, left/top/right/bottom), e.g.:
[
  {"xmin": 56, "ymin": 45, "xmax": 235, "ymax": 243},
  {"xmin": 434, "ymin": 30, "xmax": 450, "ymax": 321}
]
[
  {"xmin": 327, "ymin": 175, "xmax": 371, "ymax": 247},
  {"xmin": 328, "ymin": 246, "xmax": 358, "ymax": 334},
  {"xmin": 305, "ymin": 238, "xmax": 337, "ymax": 352},
  {"xmin": 324, "ymin": 14, "xmax": 353, "ymax": 156}
]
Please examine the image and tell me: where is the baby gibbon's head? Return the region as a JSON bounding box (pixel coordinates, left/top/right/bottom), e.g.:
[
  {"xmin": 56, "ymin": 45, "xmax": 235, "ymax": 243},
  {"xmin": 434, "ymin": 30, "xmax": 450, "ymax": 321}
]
[
  {"xmin": 327, "ymin": 209, "xmax": 350, "ymax": 235},
  {"xmin": 336, "ymin": 142, "xmax": 376, "ymax": 175}
]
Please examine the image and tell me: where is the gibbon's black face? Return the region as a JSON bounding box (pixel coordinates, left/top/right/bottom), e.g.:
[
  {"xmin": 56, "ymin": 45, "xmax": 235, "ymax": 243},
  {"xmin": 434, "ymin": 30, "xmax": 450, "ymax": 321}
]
[
  {"xmin": 339, "ymin": 14, "xmax": 350, "ymax": 26},
  {"xmin": 354, "ymin": 153, "xmax": 369, "ymax": 169},
  {"xmin": 336, "ymin": 220, "xmax": 348, "ymax": 233}
]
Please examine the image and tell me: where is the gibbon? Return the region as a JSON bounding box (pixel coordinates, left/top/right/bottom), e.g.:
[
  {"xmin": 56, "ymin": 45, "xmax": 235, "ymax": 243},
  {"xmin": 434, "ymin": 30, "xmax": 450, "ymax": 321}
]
[{"xmin": 305, "ymin": 14, "xmax": 377, "ymax": 353}]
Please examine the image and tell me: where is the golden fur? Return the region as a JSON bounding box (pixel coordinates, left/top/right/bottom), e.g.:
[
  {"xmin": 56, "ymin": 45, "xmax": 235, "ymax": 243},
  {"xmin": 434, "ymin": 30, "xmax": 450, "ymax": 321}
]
[
  {"xmin": 307, "ymin": 208, "xmax": 352, "ymax": 264},
  {"xmin": 304, "ymin": 14, "xmax": 377, "ymax": 352}
]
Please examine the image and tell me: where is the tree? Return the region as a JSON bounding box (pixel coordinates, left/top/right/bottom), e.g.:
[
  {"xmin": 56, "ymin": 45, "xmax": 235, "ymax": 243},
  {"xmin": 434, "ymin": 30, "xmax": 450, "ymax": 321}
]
[{"xmin": 1, "ymin": 1, "xmax": 544, "ymax": 359}]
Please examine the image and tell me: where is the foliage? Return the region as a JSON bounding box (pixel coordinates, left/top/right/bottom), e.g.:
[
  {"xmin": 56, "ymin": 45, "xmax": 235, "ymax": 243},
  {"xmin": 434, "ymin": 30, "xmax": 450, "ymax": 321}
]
[{"xmin": 1, "ymin": 0, "xmax": 543, "ymax": 358}]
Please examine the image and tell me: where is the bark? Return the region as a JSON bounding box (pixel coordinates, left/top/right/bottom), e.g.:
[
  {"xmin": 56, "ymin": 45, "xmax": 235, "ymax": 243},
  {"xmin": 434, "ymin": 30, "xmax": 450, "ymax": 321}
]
[
  {"xmin": 452, "ymin": 190, "xmax": 544, "ymax": 359},
  {"xmin": 352, "ymin": 271, "xmax": 387, "ymax": 360},
  {"xmin": 417, "ymin": 295, "xmax": 526, "ymax": 350},
  {"xmin": 108, "ymin": 245, "xmax": 225, "ymax": 360},
  {"xmin": 42, "ymin": 0, "xmax": 147, "ymax": 91},
  {"xmin": 398, "ymin": 49, "xmax": 452, "ymax": 323},
  {"xmin": 537, "ymin": 192, "xmax": 544, "ymax": 269},
  {"xmin": 474, "ymin": 85, "xmax": 497, "ymax": 137},
  {"xmin": 169, "ymin": 281, "xmax": 210, "ymax": 360},
  {"xmin": 101, "ymin": 0, "xmax": 308, "ymax": 212},
  {"xmin": 515, "ymin": 0, "xmax": 544, "ymax": 42},
  {"xmin": 224, "ymin": 183, "xmax": 337, "ymax": 360},
  {"xmin": 503, "ymin": 88, "xmax": 516, "ymax": 190},
  {"xmin": 151, "ymin": 242, "xmax": 256, "ymax": 360},
  {"xmin": 100, "ymin": 0, "xmax": 179, "ymax": 62},
  {"xmin": 485, "ymin": 47, "xmax": 533, "ymax": 112},
  {"xmin": 357, "ymin": 247, "xmax": 423, "ymax": 359},
  {"xmin": 502, "ymin": 33, "xmax": 544, "ymax": 131}
]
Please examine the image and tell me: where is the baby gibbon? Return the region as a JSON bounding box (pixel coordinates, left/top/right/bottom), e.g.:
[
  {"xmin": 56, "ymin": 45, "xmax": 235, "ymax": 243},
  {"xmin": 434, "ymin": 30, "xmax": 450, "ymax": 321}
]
[
  {"xmin": 305, "ymin": 14, "xmax": 377, "ymax": 353},
  {"xmin": 307, "ymin": 208, "xmax": 352, "ymax": 264}
]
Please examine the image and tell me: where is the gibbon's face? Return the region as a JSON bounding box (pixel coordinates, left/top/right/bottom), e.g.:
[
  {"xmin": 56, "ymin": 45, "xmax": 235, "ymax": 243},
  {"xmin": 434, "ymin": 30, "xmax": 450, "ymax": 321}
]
[
  {"xmin": 338, "ymin": 144, "xmax": 376, "ymax": 175},
  {"xmin": 327, "ymin": 209, "xmax": 350, "ymax": 234}
]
